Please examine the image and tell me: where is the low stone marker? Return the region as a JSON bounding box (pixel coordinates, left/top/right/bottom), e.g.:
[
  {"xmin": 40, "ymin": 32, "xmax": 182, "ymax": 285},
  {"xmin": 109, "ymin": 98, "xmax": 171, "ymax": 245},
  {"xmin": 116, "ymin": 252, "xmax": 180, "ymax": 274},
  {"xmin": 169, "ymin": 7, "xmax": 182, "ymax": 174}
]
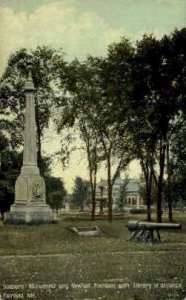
[{"xmin": 68, "ymin": 225, "xmax": 102, "ymax": 236}]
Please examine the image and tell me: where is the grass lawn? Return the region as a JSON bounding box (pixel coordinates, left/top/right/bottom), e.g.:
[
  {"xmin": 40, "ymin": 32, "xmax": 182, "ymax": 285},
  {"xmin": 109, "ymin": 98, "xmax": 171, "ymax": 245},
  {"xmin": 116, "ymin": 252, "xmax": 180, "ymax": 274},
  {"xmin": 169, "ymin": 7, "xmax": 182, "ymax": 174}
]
[{"xmin": 0, "ymin": 212, "xmax": 186, "ymax": 300}]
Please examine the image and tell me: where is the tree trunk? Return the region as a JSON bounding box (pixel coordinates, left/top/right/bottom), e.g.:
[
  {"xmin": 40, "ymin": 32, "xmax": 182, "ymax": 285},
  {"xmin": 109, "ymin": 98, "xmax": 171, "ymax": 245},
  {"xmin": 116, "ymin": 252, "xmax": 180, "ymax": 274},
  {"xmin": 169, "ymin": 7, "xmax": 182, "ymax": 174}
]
[
  {"xmin": 146, "ymin": 168, "xmax": 153, "ymax": 222},
  {"xmin": 167, "ymin": 185, "xmax": 173, "ymax": 222},
  {"xmin": 89, "ymin": 164, "xmax": 97, "ymax": 221},
  {"xmin": 157, "ymin": 140, "xmax": 166, "ymax": 223},
  {"xmin": 107, "ymin": 157, "xmax": 113, "ymax": 222},
  {"xmin": 141, "ymin": 159, "xmax": 153, "ymax": 222},
  {"xmin": 85, "ymin": 137, "xmax": 97, "ymax": 221},
  {"xmin": 91, "ymin": 186, "xmax": 96, "ymax": 221},
  {"xmin": 167, "ymin": 142, "xmax": 173, "ymax": 222}
]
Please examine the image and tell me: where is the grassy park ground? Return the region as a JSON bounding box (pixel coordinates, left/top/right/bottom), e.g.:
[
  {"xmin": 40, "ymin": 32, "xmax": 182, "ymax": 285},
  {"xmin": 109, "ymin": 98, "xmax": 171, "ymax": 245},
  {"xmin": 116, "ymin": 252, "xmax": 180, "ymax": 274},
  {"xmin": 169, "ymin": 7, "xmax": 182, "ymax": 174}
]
[{"xmin": 0, "ymin": 212, "xmax": 186, "ymax": 300}]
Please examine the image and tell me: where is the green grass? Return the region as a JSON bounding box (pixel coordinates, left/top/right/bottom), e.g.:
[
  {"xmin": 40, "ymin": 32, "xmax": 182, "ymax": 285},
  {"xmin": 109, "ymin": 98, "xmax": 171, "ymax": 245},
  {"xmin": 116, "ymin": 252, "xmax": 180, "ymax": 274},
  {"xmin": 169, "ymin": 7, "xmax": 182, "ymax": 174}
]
[{"xmin": 0, "ymin": 213, "xmax": 186, "ymax": 299}]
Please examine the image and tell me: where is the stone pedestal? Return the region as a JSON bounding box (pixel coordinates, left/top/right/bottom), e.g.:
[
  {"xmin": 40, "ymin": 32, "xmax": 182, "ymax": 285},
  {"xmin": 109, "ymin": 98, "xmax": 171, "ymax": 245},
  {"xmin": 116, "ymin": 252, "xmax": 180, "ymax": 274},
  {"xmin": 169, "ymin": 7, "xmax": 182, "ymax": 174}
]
[
  {"xmin": 4, "ymin": 62, "xmax": 53, "ymax": 224},
  {"xmin": 5, "ymin": 172, "xmax": 53, "ymax": 224},
  {"xmin": 5, "ymin": 203, "xmax": 52, "ymax": 224}
]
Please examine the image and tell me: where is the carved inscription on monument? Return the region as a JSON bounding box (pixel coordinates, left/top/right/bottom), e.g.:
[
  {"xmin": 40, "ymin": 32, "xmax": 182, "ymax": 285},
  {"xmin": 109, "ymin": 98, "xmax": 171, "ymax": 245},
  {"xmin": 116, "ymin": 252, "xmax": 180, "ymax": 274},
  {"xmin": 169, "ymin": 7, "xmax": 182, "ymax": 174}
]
[{"xmin": 31, "ymin": 177, "xmax": 45, "ymax": 201}]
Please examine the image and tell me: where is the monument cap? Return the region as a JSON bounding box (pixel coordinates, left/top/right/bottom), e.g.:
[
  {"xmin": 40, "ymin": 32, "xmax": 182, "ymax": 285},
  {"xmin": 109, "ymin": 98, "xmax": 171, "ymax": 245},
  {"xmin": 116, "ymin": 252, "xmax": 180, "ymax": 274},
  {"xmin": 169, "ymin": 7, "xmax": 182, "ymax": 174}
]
[{"xmin": 25, "ymin": 61, "xmax": 35, "ymax": 92}]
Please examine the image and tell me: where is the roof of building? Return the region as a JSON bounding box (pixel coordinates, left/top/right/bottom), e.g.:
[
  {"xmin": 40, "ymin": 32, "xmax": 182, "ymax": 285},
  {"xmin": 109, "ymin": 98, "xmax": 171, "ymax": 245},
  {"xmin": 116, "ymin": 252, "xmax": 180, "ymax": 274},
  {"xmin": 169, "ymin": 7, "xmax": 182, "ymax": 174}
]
[
  {"xmin": 126, "ymin": 180, "xmax": 139, "ymax": 193},
  {"xmin": 114, "ymin": 178, "xmax": 124, "ymax": 185},
  {"xmin": 100, "ymin": 178, "xmax": 139, "ymax": 193}
]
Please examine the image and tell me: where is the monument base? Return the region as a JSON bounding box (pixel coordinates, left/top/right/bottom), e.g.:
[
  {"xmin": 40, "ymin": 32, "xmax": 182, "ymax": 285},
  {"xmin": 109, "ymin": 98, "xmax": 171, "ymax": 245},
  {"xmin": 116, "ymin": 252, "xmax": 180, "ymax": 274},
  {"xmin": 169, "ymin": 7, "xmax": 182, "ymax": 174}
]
[{"xmin": 4, "ymin": 203, "xmax": 53, "ymax": 224}]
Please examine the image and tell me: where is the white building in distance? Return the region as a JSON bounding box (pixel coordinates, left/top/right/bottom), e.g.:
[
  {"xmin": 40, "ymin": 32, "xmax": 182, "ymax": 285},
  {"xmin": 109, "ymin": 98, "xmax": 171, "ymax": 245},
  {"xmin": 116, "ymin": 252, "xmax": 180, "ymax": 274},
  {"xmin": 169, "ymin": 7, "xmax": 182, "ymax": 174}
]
[{"xmin": 96, "ymin": 178, "xmax": 144, "ymax": 210}]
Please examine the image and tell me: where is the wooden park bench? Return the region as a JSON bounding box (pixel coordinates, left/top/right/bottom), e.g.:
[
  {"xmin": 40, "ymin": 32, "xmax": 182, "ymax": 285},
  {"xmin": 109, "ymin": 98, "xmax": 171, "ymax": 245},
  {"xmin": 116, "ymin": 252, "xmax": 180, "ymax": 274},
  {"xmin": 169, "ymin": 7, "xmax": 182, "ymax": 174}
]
[{"xmin": 126, "ymin": 220, "xmax": 182, "ymax": 243}]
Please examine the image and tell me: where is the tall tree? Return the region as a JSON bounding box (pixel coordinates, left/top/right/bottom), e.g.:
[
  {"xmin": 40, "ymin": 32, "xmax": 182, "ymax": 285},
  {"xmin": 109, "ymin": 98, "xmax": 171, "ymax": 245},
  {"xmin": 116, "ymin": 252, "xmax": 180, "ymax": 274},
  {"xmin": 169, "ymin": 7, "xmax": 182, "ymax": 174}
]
[
  {"xmin": 0, "ymin": 46, "xmax": 66, "ymax": 172},
  {"xmin": 130, "ymin": 35, "xmax": 163, "ymax": 221},
  {"xmin": 55, "ymin": 37, "xmax": 135, "ymax": 222},
  {"xmin": 55, "ymin": 58, "xmax": 103, "ymax": 220},
  {"xmin": 164, "ymin": 28, "xmax": 186, "ymax": 220},
  {"xmin": 96, "ymin": 38, "xmax": 135, "ymax": 222},
  {"xmin": 130, "ymin": 32, "xmax": 184, "ymax": 222}
]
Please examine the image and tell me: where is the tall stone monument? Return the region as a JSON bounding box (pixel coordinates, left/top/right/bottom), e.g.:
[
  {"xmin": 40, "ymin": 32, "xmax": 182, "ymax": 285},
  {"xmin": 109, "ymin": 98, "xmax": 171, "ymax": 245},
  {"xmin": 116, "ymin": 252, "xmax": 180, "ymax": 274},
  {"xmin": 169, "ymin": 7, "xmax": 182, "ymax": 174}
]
[{"xmin": 4, "ymin": 63, "xmax": 53, "ymax": 224}]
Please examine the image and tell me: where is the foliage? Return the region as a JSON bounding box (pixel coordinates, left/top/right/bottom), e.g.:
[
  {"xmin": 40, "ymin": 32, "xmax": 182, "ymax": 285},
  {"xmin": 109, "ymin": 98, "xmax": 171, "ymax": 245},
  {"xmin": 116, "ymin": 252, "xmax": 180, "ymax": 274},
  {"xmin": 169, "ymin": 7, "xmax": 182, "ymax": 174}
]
[
  {"xmin": 48, "ymin": 191, "xmax": 65, "ymax": 212},
  {"xmin": 55, "ymin": 29, "xmax": 186, "ymax": 222},
  {"xmin": 126, "ymin": 30, "xmax": 186, "ymax": 221},
  {"xmin": 55, "ymin": 57, "xmax": 107, "ymax": 219},
  {"xmin": 0, "ymin": 46, "xmax": 66, "ymax": 171},
  {"xmin": 99, "ymin": 41, "xmax": 135, "ymax": 221},
  {"xmin": 72, "ymin": 177, "xmax": 89, "ymax": 211},
  {"xmin": 1, "ymin": 27, "xmax": 186, "ymax": 224},
  {"xmin": 45, "ymin": 176, "xmax": 67, "ymax": 212},
  {"xmin": 164, "ymin": 124, "xmax": 186, "ymax": 207},
  {"xmin": 0, "ymin": 150, "xmax": 53, "ymax": 215},
  {"xmin": 56, "ymin": 47, "xmax": 134, "ymax": 221},
  {"xmin": 0, "ymin": 150, "xmax": 22, "ymax": 215},
  {"xmin": 116, "ymin": 176, "xmax": 129, "ymax": 211}
]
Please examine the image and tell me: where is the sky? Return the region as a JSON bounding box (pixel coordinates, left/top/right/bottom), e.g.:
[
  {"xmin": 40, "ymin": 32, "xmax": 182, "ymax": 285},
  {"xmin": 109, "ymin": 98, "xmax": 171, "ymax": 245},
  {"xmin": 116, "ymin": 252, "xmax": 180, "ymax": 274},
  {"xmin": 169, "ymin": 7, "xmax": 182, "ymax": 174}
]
[{"xmin": 0, "ymin": 0, "xmax": 185, "ymax": 191}]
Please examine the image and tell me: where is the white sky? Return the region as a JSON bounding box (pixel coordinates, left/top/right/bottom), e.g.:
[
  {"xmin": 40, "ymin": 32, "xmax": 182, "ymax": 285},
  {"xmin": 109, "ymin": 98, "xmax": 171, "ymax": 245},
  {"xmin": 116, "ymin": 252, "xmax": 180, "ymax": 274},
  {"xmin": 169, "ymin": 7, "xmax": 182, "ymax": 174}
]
[{"xmin": 0, "ymin": 0, "xmax": 185, "ymax": 191}]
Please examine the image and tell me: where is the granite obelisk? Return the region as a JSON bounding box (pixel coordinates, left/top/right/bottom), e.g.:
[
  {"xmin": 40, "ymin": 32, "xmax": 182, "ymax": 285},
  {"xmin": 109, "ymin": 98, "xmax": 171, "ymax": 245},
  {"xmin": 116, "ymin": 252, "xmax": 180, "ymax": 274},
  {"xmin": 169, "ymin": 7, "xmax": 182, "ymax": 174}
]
[{"xmin": 5, "ymin": 63, "xmax": 53, "ymax": 224}]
